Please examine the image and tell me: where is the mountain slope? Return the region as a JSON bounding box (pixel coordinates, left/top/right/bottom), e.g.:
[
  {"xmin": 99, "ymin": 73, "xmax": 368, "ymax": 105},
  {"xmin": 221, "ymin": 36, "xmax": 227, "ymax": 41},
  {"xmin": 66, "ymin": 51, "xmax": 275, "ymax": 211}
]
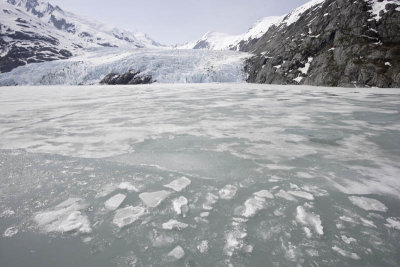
[
  {"xmin": 179, "ymin": 16, "xmax": 283, "ymax": 51},
  {"xmin": 242, "ymin": 0, "xmax": 400, "ymax": 87},
  {"xmin": 0, "ymin": 0, "xmax": 160, "ymax": 73}
]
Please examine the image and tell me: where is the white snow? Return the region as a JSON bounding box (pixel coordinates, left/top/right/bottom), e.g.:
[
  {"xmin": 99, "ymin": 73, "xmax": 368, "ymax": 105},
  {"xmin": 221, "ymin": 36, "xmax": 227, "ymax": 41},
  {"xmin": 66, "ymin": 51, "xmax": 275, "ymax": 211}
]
[
  {"xmin": 283, "ymin": 0, "xmax": 325, "ymax": 26},
  {"xmin": 104, "ymin": 194, "xmax": 126, "ymax": 211},
  {"xmin": 112, "ymin": 206, "xmax": 146, "ymax": 228},
  {"xmin": 332, "ymin": 246, "xmax": 360, "ymax": 260},
  {"xmin": 219, "ymin": 184, "xmax": 238, "ymax": 200},
  {"xmin": 164, "ymin": 177, "xmax": 191, "ymax": 192},
  {"xmin": 162, "ymin": 219, "xmax": 188, "ymax": 230},
  {"xmin": 364, "ymin": 0, "xmax": 400, "ymax": 21},
  {"xmin": 168, "ymin": 246, "xmax": 185, "ymax": 260},
  {"xmin": 139, "ymin": 191, "xmax": 171, "ymax": 208},
  {"xmin": 288, "ymin": 190, "xmax": 315, "ymax": 200},
  {"xmin": 385, "ymin": 62, "xmax": 392, "ymax": 67},
  {"xmin": 349, "ymin": 196, "xmax": 388, "ymax": 212},
  {"xmin": 296, "ymin": 205, "xmax": 324, "ymax": 235},
  {"xmin": 34, "ymin": 198, "xmax": 92, "ymax": 234},
  {"xmin": 172, "ymin": 196, "xmax": 189, "ymax": 216}
]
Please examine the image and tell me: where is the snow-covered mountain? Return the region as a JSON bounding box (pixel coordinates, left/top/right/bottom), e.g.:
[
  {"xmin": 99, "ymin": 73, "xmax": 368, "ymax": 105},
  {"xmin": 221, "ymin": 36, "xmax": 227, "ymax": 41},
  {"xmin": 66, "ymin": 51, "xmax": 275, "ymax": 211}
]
[
  {"xmin": 178, "ymin": 16, "xmax": 283, "ymax": 51},
  {"xmin": 0, "ymin": 0, "xmax": 161, "ymax": 72}
]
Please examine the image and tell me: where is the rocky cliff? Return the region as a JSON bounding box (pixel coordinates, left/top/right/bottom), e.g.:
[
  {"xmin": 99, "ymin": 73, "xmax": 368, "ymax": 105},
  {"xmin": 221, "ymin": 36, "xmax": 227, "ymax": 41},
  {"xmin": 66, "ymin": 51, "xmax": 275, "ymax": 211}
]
[{"xmin": 242, "ymin": 0, "xmax": 400, "ymax": 87}]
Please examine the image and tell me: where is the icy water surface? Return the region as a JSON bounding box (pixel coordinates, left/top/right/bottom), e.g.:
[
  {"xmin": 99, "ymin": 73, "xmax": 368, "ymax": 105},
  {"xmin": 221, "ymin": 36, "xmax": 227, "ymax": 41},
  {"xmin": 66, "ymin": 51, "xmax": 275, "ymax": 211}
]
[{"xmin": 0, "ymin": 84, "xmax": 400, "ymax": 266}]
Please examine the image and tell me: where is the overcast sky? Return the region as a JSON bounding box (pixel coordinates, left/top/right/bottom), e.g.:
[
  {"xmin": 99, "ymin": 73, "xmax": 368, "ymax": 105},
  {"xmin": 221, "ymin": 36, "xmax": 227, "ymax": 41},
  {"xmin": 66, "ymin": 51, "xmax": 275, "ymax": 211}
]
[{"xmin": 50, "ymin": 0, "xmax": 312, "ymax": 45}]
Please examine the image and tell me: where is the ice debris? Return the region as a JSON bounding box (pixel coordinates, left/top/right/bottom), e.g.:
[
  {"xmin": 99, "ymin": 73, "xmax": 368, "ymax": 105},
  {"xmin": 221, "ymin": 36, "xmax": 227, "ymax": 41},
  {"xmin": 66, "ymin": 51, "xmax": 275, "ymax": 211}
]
[
  {"xmin": 139, "ymin": 191, "xmax": 171, "ymax": 208},
  {"xmin": 164, "ymin": 177, "xmax": 191, "ymax": 192},
  {"xmin": 238, "ymin": 196, "xmax": 266, "ymax": 218},
  {"xmin": 253, "ymin": 190, "xmax": 274, "ymax": 199},
  {"xmin": 203, "ymin": 193, "xmax": 219, "ymax": 210},
  {"xmin": 275, "ymin": 190, "xmax": 297, "ymax": 201},
  {"xmin": 162, "ymin": 219, "xmax": 188, "ymax": 230},
  {"xmin": 385, "ymin": 217, "xmax": 400, "ymax": 230},
  {"xmin": 105, "ymin": 193, "xmax": 126, "ymax": 211},
  {"xmin": 168, "ymin": 246, "xmax": 185, "ymax": 260},
  {"xmin": 118, "ymin": 182, "xmax": 139, "ymax": 192},
  {"xmin": 172, "ymin": 196, "xmax": 189, "ymax": 217},
  {"xmin": 3, "ymin": 226, "xmax": 18, "ymax": 237},
  {"xmin": 113, "ymin": 206, "xmax": 146, "ymax": 228},
  {"xmin": 219, "ymin": 185, "xmax": 238, "ymax": 200},
  {"xmin": 349, "ymin": 196, "xmax": 388, "ymax": 212},
  {"xmin": 296, "ymin": 205, "xmax": 323, "ymax": 236},
  {"xmin": 197, "ymin": 240, "xmax": 209, "ymax": 253},
  {"xmin": 288, "ymin": 190, "xmax": 314, "ymax": 200},
  {"xmin": 34, "ymin": 198, "xmax": 92, "ymax": 234},
  {"xmin": 332, "ymin": 246, "xmax": 360, "ymax": 260}
]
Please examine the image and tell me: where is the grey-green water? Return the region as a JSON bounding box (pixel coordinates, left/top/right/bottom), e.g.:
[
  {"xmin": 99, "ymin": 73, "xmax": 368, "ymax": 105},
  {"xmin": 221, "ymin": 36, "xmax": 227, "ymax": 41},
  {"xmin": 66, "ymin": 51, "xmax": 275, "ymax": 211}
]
[{"xmin": 0, "ymin": 84, "xmax": 400, "ymax": 266}]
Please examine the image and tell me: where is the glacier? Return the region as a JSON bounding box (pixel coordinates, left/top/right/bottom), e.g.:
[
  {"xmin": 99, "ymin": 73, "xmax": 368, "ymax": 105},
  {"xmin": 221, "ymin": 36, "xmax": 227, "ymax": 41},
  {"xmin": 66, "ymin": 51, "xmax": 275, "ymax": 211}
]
[{"xmin": 0, "ymin": 48, "xmax": 250, "ymax": 85}]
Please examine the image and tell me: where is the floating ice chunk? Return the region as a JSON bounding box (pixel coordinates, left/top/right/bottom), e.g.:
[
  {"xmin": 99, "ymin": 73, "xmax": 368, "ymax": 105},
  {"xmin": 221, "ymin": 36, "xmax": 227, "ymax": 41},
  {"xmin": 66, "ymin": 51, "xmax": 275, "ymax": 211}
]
[
  {"xmin": 172, "ymin": 196, "xmax": 189, "ymax": 216},
  {"xmin": 349, "ymin": 196, "xmax": 388, "ymax": 212},
  {"xmin": 297, "ymin": 172, "xmax": 314, "ymax": 179},
  {"xmin": 360, "ymin": 217, "xmax": 377, "ymax": 228},
  {"xmin": 118, "ymin": 182, "xmax": 139, "ymax": 192},
  {"xmin": 152, "ymin": 231, "xmax": 175, "ymax": 248},
  {"xmin": 34, "ymin": 198, "xmax": 92, "ymax": 234},
  {"xmin": 275, "ymin": 190, "xmax": 297, "ymax": 201},
  {"xmin": 95, "ymin": 184, "xmax": 118, "ymax": 199},
  {"xmin": 197, "ymin": 240, "xmax": 209, "ymax": 253},
  {"xmin": 288, "ymin": 190, "xmax": 314, "ymax": 201},
  {"xmin": 3, "ymin": 226, "xmax": 18, "ymax": 237},
  {"xmin": 340, "ymin": 216, "xmax": 358, "ymax": 224},
  {"xmin": 296, "ymin": 205, "xmax": 323, "ymax": 235},
  {"xmin": 105, "ymin": 194, "xmax": 126, "ymax": 211},
  {"xmin": 203, "ymin": 193, "xmax": 219, "ymax": 210},
  {"xmin": 341, "ymin": 235, "xmax": 357, "ymax": 244},
  {"xmin": 385, "ymin": 217, "xmax": 400, "ymax": 230},
  {"xmin": 164, "ymin": 177, "xmax": 191, "ymax": 192},
  {"xmin": 224, "ymin": 229, "xmax": 247, "ymax": 256},
  {"xmin": 113, "ymin": 206, "xmax": 146, "ymax": 228},
  {"xmin": 162, "ymin": 219, "xmax": 188, "ymax": 230},
  {"xmin": 332, "ymin": 246, "xmax": 360, "ymax": 260},
  {"xmin": 0, "ymin": 209, "xmax": 15, "ymax": 218},
  {"xmin": 303, "ymin": 227, "xmax": 312, "ymax": 238},
  {"xmin": 219, "ymin": 185, "xmax": 238, "ymax": 200},
  {"xmin": 168, "ymin": 246, "xmax": 185, "ymax": 260},
  {"xmin": 139, "ymin": 191, "xmax": 171, "ymax": 208},
  {"xmin": 254, "ymin": 190, "xmax": 274, "ymax": 199},
  {"xmin": 240, "ymin": 197, "xmax": 266, "ymax": 218},
  {"xmin": 200, "ymin": 212, "xmax": 210, "ymax": 218}
]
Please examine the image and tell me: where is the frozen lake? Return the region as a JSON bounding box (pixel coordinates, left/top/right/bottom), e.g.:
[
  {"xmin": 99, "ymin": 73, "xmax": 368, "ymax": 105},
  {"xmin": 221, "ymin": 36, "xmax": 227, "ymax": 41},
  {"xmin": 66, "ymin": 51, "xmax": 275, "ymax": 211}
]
[{"xmin": 0, "ymin": 84, "xmax": 400, "ymax": 266}]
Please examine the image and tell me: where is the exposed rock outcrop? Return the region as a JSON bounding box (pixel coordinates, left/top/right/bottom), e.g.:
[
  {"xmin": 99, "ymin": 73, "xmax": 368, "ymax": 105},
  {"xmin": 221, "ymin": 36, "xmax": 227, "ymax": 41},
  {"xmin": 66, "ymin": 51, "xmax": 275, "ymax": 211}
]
[
  {"xmin": 100, "ymin": 70, "xmax": 154, "ymax": 85},
  {"xmin": 242, "ymin": 0, "xmax": 400, "ymax": 87}
]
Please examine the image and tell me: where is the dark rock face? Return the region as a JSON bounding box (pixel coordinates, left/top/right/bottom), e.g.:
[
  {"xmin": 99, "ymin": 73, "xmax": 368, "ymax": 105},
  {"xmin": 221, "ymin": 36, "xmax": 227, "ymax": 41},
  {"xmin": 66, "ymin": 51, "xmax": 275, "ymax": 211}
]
[
  {"xmin": 100, "ymin": 70, "xmax": 154, "ymax": 85},
  {"xmin": 242, "ymin": 0, "xmax": 400, "ymax": 88}
]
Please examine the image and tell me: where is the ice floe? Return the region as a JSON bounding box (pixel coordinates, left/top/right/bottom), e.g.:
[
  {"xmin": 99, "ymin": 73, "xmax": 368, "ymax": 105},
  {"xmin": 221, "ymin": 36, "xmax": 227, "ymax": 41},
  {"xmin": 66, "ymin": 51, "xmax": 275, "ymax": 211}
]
[
  {"xmin": 197, "ymin": 240, "xmax": 209, "ymax": 253},
  {"xmin": 168, "ymin": 246, "xmax": 185, "ymax": 260},
  {"xmin": 104, "ymin": 194, "xmax": 126, "ymax": 211},
  {"xmin": 385, "ymin": 217, "xmax": 400, "ymax": 230},
  {"xmin": 118, "ymin": 182, "xmax": 139, "ymax": 192},
  {"xmin": 349, "ymin": 196, "xmax": 388, "ymax": 212},
  {"xmin": 164, "ymin": 177, "xmax": 191, "ymax": 192},
  {"xmin": 288, "ymin": 190, "xmax": 314, "ymax": 200},
  {"xmin": 139, "ymin": 191, "xmax": 171, "ymax": 208},
  {"xmin": 95, "ymin": 183, "xmax": 118, "ymax": 199},
  {"xmin": 253, "ymin": 190, "xmax": 274, "ymax": 199},
  {"xmin": 172, "ymin": 196, "xmax": 189, "ymax": 217},
  {"xmin": 237, "ymin": 196, "xmax": 266, "ymax": 218},
  {"xmin": 341, "ymin": 235, "xmax": 357, "ymax": 244},
  {"xmin": 162, "ymin": 219, "xmax": 188, "ymax": 230},
  {"xmin": 332, "ymin": 246, "xmax": 360, "ymax": 260},
  {"xmin": 34, "ymin": 198, "xmax": 92, "ymax": 234},
  {"xmin": 202, "ymin": 193, "xmax": 219, "ymax": 210},
  {"xmin": 3, "ymin": 227, "xmax": 18, "ymax": 237},
  {"xmin": 113, "ymin": 206, "xmax": 146, "ymax": 228},
  {"xmin": 0, "ymin": 209, "xmax": 15, "ymax": 218},
  {"xmin": 275, "ymin": 190, "xmax": 297, "ymax": 201},
  {"xmin": 296, "ymin": 205, "xmax": 323, "ymax": 236},
  {"xmin": 219, "ymin": 184, "xmax": 238, "ymax": 200}
]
